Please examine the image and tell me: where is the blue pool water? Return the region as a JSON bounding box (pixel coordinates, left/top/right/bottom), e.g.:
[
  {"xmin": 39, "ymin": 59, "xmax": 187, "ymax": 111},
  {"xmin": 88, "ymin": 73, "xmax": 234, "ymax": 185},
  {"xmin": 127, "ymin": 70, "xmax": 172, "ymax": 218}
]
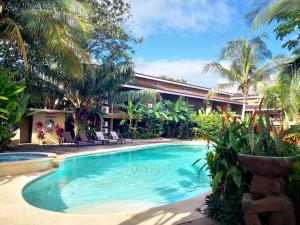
[
  {"xmin": 23, "ymin": 145, "xmax": 210, "ymax": 213},
  {"xmin": 0, "ymin": 153, "xmax": 48, "ymax": 163}
]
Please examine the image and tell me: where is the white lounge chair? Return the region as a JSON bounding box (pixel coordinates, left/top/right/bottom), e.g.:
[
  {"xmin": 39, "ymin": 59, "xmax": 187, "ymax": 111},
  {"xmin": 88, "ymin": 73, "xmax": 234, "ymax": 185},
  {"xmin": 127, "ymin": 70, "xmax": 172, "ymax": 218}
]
[
  {"xmin": 110, "ymin": 131, "xmax": 132, "ymax": 144},
  {"xmin": 95, "ymin": 131, "xmax": 119, "ymax": 145}
]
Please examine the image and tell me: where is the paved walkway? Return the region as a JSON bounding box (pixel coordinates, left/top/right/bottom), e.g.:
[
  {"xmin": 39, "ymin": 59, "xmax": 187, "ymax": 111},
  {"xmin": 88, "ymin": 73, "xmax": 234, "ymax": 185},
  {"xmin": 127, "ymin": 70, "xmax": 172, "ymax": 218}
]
[{"xmin": 7, "ymin": 138, "xmax": 191, "ymax": 155}]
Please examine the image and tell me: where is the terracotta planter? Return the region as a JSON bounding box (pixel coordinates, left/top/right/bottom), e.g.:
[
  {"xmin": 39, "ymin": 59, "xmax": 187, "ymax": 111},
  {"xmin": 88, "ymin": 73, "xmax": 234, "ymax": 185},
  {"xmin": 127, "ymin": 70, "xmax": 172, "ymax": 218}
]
[{"xmin": 238, "ymin": 153, "xmax": 294, "ymax": 177}]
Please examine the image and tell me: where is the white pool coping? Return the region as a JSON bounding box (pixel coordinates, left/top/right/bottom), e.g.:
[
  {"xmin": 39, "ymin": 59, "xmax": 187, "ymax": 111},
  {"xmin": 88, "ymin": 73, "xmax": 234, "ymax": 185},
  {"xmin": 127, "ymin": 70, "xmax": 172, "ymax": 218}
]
[{"xmin": 0, "ymin": 141, "xmax": 212, "ymax": 225}]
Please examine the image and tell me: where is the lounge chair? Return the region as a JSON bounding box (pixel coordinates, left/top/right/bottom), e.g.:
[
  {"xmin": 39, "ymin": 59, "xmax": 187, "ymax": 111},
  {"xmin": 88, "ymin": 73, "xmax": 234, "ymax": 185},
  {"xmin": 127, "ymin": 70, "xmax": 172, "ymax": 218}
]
[
  {"xmin": 110, "ymin": 131, "xmax": 132, "ymax": 144},
  {"xmin": 63, "ymin": 131, "xmax": 91, "ymax": 146},
  {"xmin": 95, "ymin": 131, "xmax": 119, "ymax": 145},
  {"xmin": 78, "ymin": 132, "xmax": 103, "ymax": 145}
]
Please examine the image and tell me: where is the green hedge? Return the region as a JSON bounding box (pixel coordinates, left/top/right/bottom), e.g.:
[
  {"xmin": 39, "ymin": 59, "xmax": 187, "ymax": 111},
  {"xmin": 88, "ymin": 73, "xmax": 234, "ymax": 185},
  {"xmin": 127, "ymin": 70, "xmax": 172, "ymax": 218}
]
[{"xmin": 192, "ymin": 112, "xmax": 223, "ymax": 138}]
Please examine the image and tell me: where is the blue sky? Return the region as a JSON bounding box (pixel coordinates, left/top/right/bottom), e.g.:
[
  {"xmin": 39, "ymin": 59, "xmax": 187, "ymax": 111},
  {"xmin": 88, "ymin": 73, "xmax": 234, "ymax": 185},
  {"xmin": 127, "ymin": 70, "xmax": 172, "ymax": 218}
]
[{"xmin": 126, "ymin": 0, "xmax": 291, "ymax": 89}]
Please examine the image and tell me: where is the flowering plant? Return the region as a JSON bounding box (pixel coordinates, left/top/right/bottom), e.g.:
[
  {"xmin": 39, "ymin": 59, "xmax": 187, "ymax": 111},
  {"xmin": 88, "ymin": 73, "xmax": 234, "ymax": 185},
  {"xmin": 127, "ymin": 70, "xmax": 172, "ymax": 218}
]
[
  {"xmin": 55, "ymin": 123, "xmax": 64, "ymax": 143},
  {"xmin": 240, "ymin": 111, "xmax": 300, "ymax": 157},
  {"xmin": 36, "ymin": 121, "xmax": 46, "ymax": 142}
]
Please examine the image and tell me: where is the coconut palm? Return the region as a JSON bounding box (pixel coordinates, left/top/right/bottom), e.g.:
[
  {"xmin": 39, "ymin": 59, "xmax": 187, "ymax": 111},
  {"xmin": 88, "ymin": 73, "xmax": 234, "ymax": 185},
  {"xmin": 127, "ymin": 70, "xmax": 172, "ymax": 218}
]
[
  {"xmin": 0, "ymin": 0, "xmax": 90, "ymax": 77},
  {"xmin": 204, "ymin": 35, "xmax": 283, "ymax": 120},
  {"xmin": 246, "ymin": 0, "xmax": 300, "ymax": 31}
]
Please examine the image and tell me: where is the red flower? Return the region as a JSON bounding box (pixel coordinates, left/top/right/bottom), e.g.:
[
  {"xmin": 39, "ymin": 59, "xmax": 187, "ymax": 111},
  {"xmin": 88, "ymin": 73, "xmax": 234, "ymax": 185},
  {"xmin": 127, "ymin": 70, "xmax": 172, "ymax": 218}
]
[{"xmin": 218, "ymin": 105, "xmax": 226, "ymax": 112}]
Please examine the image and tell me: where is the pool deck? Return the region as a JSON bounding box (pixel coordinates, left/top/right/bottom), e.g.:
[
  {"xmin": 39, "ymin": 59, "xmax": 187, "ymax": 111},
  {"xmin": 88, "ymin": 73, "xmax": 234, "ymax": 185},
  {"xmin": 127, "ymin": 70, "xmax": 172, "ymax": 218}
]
[{"xmin": 1, "ymin": 140, "xmax": 218, "ymax": 225}]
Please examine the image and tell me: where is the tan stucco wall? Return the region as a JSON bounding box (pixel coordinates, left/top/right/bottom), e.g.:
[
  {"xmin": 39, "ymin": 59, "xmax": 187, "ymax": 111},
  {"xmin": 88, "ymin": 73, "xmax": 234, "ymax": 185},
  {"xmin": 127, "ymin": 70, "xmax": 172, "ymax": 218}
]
[
  {"xmin": 31, "ymin": 112, "xmax": 66, "ymax": 144},
  {"xmin": 20, "ymin": 117, "xmax": 30, "ymax": 143}
]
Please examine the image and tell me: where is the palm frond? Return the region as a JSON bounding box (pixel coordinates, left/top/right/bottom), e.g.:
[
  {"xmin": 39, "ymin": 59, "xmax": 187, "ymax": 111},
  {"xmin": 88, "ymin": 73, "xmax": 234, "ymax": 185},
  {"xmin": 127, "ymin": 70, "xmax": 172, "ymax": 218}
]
[
  {"xmin": 0, "ymin": 17, "xmax": 28, "ymax": 71},
  {"xmin": 246, "ymin": 0, "xmax": 300, "ymax": 30}
]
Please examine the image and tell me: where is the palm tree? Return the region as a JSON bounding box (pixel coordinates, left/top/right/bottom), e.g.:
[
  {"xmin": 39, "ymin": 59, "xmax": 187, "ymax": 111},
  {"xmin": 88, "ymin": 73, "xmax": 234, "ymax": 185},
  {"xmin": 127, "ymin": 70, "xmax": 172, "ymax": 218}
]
[
  {"xmin": 204, "ymin": 35, "xmax": 283, "ymax": 120},
  {"xmin": 246, "ymin": 0, "xmax": 300, "ymax": 31},
  {"xmin": 0, "ymin": 0, "xmax": 90, "ymax": 77},
  {"xmin": 58, "ymin": 64, "xmax": 133, "ymax": 133}
]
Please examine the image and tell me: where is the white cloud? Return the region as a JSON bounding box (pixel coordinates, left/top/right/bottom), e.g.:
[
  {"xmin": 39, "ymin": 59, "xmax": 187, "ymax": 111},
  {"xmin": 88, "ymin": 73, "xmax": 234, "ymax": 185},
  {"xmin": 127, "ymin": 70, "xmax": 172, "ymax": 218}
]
[
  {"xmin": 127, "ymin": 0, "xmax": 233, "ymax": 37},
  {"xmin": 134, "ymin": 58, "xmax": 222, "ymax": 88}
]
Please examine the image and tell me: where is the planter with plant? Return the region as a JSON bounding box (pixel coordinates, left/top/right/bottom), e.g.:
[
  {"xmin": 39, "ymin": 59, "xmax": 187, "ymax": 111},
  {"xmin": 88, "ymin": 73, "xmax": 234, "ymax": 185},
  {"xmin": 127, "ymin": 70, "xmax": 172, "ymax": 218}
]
[
  {"xmin": 194, "ymin": 114, "xmax": 251, "ymax": 225},
  {"xmin": 196, "ymin": 110, "xmax": 300, "ymax": 225},
  {"xmin": 236, "ymin": 111, "xmax": 300, "ymax": 225}
]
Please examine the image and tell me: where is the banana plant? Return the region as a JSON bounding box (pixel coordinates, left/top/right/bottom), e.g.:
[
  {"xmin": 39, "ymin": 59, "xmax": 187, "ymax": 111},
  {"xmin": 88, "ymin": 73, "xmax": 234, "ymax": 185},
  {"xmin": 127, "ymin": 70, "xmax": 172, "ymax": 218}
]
[
  {"xmin": 0, "ymin": 69, "xmax": 28, "ymax": 152},
  {"xmin": 163, "ymin": 97, "xmax": 194, "ymax": 138},
  {"xmin": 118, "ymin": 100, "xmax": 145, "ymax": 138}
]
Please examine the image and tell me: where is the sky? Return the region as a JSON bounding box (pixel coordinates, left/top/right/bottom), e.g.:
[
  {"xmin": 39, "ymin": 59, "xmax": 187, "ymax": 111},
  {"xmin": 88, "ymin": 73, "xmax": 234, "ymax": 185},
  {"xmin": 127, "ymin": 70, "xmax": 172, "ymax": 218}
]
[{"xmin": 125, "ymin": 0, "xmax": 291, "ymax": 90}]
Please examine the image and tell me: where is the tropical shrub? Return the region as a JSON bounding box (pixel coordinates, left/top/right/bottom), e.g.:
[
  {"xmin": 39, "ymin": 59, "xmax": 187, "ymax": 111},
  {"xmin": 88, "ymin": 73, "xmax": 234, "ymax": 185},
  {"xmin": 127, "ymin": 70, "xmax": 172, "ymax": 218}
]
[
  {"xmin": 163, "ymin": 98, "xmax": 195, "ymax": 139},
  {"xmin": 192, "ymin": 111, "xmax": 223, "ymax": 138},
  {"xmin": 0, "ymin": 69, "xmax": 28, "ymax": 152},
  {"xmin": 195, "ymin": 114, "xmax": 251, "ymax": 225},
  {"xmin": 198, "ymin": 111, "xmax": 300, "ymax": 224},
  {"xmin": 239, "ymin": 111, "xmax": 300, "ymax": 157}
]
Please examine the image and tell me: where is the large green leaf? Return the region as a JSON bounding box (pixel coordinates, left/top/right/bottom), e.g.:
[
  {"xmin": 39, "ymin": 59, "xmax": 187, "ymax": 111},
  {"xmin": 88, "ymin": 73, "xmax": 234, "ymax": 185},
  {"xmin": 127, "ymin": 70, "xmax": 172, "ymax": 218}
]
[
  {"xmin": 212, "ymin": 171, "xmax": 224, "ymax": 192},
  {"xmin": 228, "ymin": 166, "xmax": 242, "ymax": 188}
]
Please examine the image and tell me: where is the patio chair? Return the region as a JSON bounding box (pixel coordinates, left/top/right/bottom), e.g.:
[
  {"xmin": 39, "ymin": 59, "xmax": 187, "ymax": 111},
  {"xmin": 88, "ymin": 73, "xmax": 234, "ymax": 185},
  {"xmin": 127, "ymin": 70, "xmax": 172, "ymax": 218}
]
[
  {"xmin": 63, "ymin": 131, "xmax": 91, "ymax": 146},
  {"xmin": 78, "ymin": 132, "xmax": 103, "ymax": 145},
  {"xmin": 95, "ymin": 131, "xmax": 119, "ymax": 145},
  {"xmin": 110, "ymin": 131, "xmax": 132, "ymax": 144}
]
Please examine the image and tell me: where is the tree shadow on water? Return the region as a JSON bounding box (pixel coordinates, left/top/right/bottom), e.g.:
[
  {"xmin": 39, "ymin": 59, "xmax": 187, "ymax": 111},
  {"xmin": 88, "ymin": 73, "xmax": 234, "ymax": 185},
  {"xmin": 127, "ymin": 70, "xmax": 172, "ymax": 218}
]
[{"xmin": 115, "ymin": 167, "xmax": 213, "ymax": 225}]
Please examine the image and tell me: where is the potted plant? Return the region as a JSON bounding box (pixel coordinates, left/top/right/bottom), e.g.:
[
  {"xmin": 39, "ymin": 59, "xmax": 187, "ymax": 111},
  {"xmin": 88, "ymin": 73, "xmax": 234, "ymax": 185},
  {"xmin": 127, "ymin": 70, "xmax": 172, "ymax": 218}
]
[{"xmin": 237, "ymin": 111, "xmax": 300, "ymax": 177}]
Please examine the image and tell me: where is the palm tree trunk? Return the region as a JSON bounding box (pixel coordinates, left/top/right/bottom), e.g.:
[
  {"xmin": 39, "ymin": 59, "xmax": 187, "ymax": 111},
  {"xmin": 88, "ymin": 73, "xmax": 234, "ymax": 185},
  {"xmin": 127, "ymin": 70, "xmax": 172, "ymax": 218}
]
[
  {"xmin": 241, "ymin": 91, "xmax": 248, "ymax": 121},
  {"xmin": 73, "ymin": 113, "xmax": 80, "ymax": 136}
]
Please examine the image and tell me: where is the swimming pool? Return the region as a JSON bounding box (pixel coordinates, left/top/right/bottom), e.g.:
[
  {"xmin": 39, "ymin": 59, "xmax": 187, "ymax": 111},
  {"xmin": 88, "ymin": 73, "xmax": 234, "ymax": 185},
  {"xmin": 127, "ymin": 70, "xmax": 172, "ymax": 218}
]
[
  {"xmin": 0, "ymin": 152, "xmax": 57, "ymax": 176},
  {"xmin": 23, "ymin": 145, "xmax": 210, "ymax": 213},
  {"xmin": 0, "ymin": 153, "xmax": 48, "ymax": 163}
]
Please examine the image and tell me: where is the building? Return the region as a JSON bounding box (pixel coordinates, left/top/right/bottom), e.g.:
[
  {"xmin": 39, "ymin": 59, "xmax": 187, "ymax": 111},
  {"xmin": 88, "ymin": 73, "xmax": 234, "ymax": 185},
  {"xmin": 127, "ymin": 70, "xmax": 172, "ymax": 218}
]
[
  {"xmin": 11, "ymin": 109, "xmax": 71, "ymax": 145},
  {"xmin": 101, "ymin": 73, "xmax": 244, "ymax": 133},
  {"xmin": 12, "ymin": 74, "xmax": 245, "ymax": 144}
]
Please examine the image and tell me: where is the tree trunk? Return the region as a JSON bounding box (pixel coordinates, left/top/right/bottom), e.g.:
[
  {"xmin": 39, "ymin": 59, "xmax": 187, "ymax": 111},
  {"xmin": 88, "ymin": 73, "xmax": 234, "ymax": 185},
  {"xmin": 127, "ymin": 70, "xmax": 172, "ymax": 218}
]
[
  {"xmin": 73, "ymin": 113, "xmax": 80, "ymax": 136},
  {"xmin": 241, "ymin": 91, "xmax": 248, "ymax": 121}
]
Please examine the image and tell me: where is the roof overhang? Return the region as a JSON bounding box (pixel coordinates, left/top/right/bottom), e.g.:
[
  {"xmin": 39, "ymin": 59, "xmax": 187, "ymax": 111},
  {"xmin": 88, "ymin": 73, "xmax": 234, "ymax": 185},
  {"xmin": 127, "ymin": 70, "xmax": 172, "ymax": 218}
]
[
  {"xmin": 26, "ymin": 108, "xmax": 73, "ymax": 114},
  {"xmin": 134, "ymin": 73, "xmax": 233, "ymax": 96},
  {"xmin": 122, "ymin": 84, "xmax": 243, "ymax": 105}
]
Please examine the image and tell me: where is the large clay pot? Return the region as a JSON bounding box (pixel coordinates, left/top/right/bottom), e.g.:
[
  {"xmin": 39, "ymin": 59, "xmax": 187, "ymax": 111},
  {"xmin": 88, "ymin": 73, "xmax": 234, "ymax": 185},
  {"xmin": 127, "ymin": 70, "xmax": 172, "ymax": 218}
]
[{"xmin": 238, "ymin": 153, "xmax": 294, "ymax": 177}]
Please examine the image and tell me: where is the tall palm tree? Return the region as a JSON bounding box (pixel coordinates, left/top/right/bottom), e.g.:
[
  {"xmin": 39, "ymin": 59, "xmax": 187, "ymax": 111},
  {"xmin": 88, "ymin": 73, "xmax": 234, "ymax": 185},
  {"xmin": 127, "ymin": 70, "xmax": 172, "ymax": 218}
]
[
  {"xmin": 204, "ymin": 35, "xmax": 283, "ymax": 120},
  {"xmin": 0, "ymin": 0, "xmax": 90, "ymax": 77}
]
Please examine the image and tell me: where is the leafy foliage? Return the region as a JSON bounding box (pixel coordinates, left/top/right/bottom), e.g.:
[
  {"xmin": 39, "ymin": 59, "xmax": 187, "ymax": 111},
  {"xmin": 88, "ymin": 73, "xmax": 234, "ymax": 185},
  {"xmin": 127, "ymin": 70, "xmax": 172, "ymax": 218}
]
[
  {"xmin": 0, "ymin": 69, "xmax": 28, "ymax": 152},
  {"xmin": 246, "ymin": 0, "xmax": 300, "ymax": 51},
  {"xmin": 59, "ymin": 63, "xmax": 133, "ymax": 133},
  {"xmin": 192, "ymin": 111, "xmax": 224, "ymax": 138},
  {"xmin": 195, "ymin": 114, "xmax": 251, "ymax": 225},
  {"xmin": 117, "ymin": 97, "xmax": 196, "ymax": 139},
  {"xmin": 204, "ymin": 35, "xmax": 284, "ymax": 120},
  {"xmin": 163, "ymin": 98, "xmax": 195, "ymax": 139},
  {"xmin": 0, "ymin": 0, "xmax": 90, "ymax": 77},
  {"xmin": 240, "ymin": 111, "xmax": 300, "ymax": 157}
]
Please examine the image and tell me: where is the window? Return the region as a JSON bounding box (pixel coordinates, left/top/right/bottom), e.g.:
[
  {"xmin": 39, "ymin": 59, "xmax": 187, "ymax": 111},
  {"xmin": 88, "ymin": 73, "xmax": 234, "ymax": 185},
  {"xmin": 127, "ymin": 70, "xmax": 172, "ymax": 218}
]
[
  {"xmin": 182, "ymin": 87, "xmax": 191, "ymax": 92},
  {"xmin": 154, "ymin": 81, "xmax": 164, "ymax": 87}
]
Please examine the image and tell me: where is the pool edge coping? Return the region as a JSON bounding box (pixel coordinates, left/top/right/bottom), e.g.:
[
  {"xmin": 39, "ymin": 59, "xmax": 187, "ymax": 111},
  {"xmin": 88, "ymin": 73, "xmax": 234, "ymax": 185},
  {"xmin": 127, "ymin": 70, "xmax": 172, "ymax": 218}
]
[{"xmin": 0, "ymin": 140, "xmax": 212, "ymax": 225}]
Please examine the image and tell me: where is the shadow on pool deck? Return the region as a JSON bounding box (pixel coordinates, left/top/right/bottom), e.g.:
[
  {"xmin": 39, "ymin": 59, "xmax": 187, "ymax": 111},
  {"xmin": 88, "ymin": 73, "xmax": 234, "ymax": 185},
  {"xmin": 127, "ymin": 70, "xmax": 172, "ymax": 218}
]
[{"xmin": 114, "ymin": 202, "xmax": 218, "ymax": 225}]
